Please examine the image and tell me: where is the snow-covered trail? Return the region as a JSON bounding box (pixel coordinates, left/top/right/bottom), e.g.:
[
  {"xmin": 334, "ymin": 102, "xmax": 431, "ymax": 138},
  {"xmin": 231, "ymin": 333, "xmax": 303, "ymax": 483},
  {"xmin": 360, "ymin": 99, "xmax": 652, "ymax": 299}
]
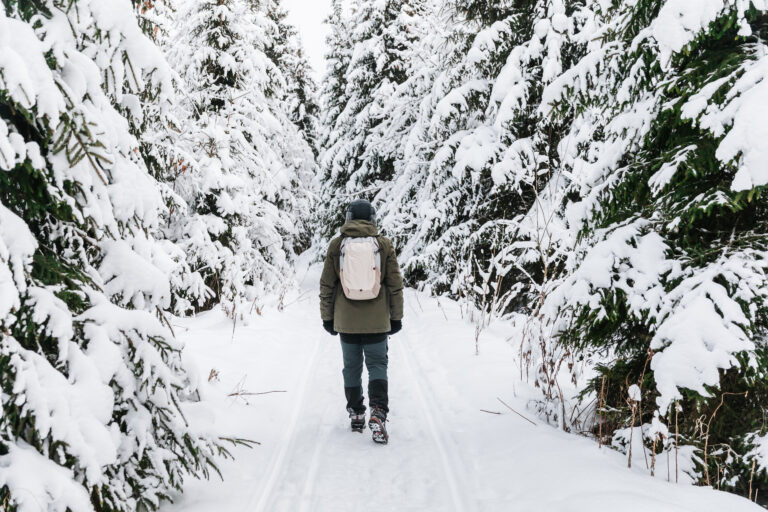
[{"xmin": 163, "ymin": 263, "xmax": 761, "ymax": 512}]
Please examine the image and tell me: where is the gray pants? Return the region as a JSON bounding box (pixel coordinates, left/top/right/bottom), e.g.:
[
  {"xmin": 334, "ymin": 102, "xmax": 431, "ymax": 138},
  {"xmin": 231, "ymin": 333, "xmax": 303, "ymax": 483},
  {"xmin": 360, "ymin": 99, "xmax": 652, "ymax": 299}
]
[
  {"xmin": 340, "ymin": 338, "xmax": 388, "ymax": 385},
  {"xmin": 340, "ymin": 338, "xmax": 388, "ymax": 414}
]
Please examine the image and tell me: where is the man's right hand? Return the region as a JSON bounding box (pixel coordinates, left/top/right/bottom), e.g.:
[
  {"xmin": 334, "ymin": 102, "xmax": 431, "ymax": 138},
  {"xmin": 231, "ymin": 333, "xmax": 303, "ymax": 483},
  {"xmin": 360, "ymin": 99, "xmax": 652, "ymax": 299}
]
[{"xmin": 323, "ymin": 320, "xmax": 338, "ymax": 336}]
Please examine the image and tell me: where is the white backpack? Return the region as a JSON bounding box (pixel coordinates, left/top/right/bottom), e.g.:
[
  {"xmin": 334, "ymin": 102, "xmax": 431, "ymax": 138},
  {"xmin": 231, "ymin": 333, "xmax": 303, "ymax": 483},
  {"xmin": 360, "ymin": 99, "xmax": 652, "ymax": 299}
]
[{"xmin": 339, "ymin": 237, "xmax": 381, "ymax": 300}]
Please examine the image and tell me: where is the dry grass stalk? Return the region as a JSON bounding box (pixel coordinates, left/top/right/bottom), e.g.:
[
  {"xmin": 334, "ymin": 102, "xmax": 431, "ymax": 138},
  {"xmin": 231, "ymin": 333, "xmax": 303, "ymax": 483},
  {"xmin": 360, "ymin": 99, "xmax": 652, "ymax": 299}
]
[
  {"xmin": 628, "ymin": 398, "xmax": 637, "ymax": 469},
  {"xmin": 598, "ymin": 376, "xmax": 606, "ymax": 449},
  {"xmin": 276, "ymin": 285, "xmax": 288, "ymax": 311},
  {"xmin": 675, "ymin": 401, "xmax": 680, "ymax": 483},
  {"xmin": 703, "ymin": 391, "xmax": 748, "ymax": 486}
]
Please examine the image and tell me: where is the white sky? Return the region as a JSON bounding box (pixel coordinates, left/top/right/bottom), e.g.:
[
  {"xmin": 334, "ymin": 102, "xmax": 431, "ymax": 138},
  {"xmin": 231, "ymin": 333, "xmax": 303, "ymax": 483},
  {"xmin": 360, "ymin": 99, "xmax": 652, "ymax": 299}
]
[{"xmin": 283, "ymin": 0, "xmax": 334, "ymax": 79}]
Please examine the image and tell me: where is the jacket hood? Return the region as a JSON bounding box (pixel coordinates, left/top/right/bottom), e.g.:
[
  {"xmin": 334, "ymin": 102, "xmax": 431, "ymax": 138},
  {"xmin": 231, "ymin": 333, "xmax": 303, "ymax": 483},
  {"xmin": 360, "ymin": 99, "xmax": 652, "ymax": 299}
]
[{"xmin": 340, "ymin": 219, "xmax": 378, "ymax": 237}]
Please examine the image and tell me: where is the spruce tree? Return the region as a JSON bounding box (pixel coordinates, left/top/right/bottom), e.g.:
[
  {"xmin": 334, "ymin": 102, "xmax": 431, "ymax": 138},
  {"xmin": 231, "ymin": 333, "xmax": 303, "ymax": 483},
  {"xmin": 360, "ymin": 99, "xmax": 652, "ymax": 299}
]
[
  {"xmin": 0, "ymin": 1, "xmax": 226, "ymax": 510},
  {"xmin": 164, "ymin": 0, "xmax": 313, "ymax": 312},
  {"xmin": 375, "ymin": 0, "xmax": 585, "ymax": 317},
  {"xmin": 542, "ymin": 0, "xmax": 768, "ymax": 498},
  {"xmin": 128, "ymin": 0, "xmax": 212, "ymax": 315},
  {"xmin": 318, "ymin": 0, "xmax": 423, "ymax": 237},
  {"xmin": 265, "ymin": 0, "xmax": 321, "ymax": 155}
]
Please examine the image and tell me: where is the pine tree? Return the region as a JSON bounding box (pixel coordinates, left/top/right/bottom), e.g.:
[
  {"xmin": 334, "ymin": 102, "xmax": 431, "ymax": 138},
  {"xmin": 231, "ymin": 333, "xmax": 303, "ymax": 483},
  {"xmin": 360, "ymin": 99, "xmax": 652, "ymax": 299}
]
[
  {"xmin": 0, "ymin": 1, "xmax": 227, "ymax": 510},
  {"xmin": 318, "ymin": 0, "xmax": 423, "ymax": 238},
  {"xmin": 164, "ymin": 0, "xmax": 313, "ymax": 312}
]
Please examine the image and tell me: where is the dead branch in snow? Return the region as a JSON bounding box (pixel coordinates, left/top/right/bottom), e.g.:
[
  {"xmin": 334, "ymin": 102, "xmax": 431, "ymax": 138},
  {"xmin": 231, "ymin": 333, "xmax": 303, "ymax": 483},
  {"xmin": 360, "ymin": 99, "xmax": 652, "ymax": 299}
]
[
  {"xmin": 497, "ymin": 397, "xmax": 537, "ymax": 426},
  {"xmin": 228, "ymin": 390, "xmax": 287, "ymax": 397}
]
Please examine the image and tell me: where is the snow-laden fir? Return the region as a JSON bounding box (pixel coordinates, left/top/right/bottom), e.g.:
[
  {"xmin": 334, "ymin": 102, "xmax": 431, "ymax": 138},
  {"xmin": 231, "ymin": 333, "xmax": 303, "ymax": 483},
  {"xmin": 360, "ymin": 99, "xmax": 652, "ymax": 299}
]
[
  {"xmin": 0, "ymin": 1, "xmax": 228, "ymax": 510},
  {"xmin": 164, "ymin": 0, "xmax": 315, "ymax": 312},
  {"xmin": 1, "ymin": 0, "xmax": 768, "ymax": 510},
  {"xmin": 0, "ymin": 0, "xmax": 312, "ymax": 510},
  {"xmin": 320, "ymin": 0, "xmax": 768, "ymax": 503}
]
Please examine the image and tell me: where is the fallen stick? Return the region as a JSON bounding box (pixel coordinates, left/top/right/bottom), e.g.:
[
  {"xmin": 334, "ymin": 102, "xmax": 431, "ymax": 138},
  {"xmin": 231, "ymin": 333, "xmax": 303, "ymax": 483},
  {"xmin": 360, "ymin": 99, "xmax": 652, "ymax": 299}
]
[
  {"xmin": 480, "ymin": 409, "xmax": 502, "ymax": 415},
  {"xmin": 497, "ymin": 397, "xmax": 537, "ymax": 426},
  {"xmin": 228, "ymin": 390, "xmax": 287, "ymax": 397}
]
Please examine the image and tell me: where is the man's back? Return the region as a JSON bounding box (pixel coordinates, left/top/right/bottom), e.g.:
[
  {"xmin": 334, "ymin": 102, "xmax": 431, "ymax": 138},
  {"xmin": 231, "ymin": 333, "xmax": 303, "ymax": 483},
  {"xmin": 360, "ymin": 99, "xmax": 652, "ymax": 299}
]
[{"xmin": 319, "ymin": 219, "xmax": 403, "ymax": 335}]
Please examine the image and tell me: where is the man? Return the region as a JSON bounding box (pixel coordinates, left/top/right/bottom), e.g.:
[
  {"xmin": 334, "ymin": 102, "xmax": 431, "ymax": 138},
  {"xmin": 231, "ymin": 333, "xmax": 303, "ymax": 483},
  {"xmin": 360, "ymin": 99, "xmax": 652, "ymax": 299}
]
[{"xmin": 319, "ymin": 199, "xmax": 404, "ymax": 444}]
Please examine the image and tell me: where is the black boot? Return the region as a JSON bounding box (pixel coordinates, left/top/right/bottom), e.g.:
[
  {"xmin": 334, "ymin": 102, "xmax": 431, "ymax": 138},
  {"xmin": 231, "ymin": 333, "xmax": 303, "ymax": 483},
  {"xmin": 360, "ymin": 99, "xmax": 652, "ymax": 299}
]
[
  {"xmin": 368, "ymin": 406, "xmax": 388, "ymax": 444},
  {"xmin": 368, "ymin": 380, "xmax": 389, "ymax": 444},
  {"xmin": 349, "ymin": 410, "xmax": 366, "ymax": 432},
  {"xmin": 345, "ymin": 386, "xmax": 365, "ymax": 432}
]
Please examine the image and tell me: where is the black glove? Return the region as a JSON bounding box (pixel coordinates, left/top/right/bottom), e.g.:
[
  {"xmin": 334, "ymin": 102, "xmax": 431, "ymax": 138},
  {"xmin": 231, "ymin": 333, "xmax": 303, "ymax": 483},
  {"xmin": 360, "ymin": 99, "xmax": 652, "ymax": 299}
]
[
  {"xmin": 388, "ymin": 319, "xmax": 402, "ymax": 335},
  {"xmin": 323, "ymin": 320, "xmax": 337, "ymax": 336}
]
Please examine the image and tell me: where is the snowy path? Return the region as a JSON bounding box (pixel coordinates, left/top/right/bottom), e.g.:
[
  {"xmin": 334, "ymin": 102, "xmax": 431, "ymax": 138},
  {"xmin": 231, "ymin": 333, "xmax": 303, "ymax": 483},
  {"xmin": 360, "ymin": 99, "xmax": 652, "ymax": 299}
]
[{"xmin": 163, "ymin": 264, "xmax": 761, "ymax": 512}]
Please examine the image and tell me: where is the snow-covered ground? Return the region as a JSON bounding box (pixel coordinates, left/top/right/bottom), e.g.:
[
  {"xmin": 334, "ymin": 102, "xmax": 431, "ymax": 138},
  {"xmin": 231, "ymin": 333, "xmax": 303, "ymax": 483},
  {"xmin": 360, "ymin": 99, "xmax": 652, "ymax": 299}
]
[{"xmin": 163, "ymin": 261, "xmax": 762, "ymax": 512}]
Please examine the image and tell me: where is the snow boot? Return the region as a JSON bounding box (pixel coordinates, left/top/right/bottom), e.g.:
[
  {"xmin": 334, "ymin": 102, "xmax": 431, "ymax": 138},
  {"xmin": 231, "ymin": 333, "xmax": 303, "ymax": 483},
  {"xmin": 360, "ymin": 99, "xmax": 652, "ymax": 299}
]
[
  {"xmin": 368, "ymin": 407, "xmax": 388, "ymax": 444},
  {"xmin": 349, "ymin": 409, "xmax": 366, "ymax": 433}
]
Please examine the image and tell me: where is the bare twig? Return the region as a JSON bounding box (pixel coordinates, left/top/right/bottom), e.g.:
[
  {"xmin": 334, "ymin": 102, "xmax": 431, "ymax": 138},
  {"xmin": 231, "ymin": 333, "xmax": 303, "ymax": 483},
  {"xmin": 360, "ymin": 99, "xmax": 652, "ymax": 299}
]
[
  {"xmin": 497, "ymin": 397, "xmax": 537, "ymax": 426},
  {"xmin": 480, "ymin": 409, "xmax": 502, "ymax": 415},
  {"xmin": 156, "ymin": 306, "xmax": 177, "ymax": 338},
  {"xmin": 228, "ymin": 390, "xmax": 287, "ymax": 397},
  {"xmin": 436, "ymin": 298, "xmax": 449, "ymax": 321},
  {"xmin": 412, "ymin": 290, "xmax": 424, "ymax": 312},
  {"xmin": 703, "ymin": 391, "xmax": 748, "ymax": 486}
]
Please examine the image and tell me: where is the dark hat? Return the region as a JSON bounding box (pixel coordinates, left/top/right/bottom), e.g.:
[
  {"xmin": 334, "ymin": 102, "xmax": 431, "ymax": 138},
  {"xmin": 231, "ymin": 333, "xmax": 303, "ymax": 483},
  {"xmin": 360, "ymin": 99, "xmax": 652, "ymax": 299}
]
[{"xmin": 346, "ymin": 199, "xmax": 376, "ymax": 224}]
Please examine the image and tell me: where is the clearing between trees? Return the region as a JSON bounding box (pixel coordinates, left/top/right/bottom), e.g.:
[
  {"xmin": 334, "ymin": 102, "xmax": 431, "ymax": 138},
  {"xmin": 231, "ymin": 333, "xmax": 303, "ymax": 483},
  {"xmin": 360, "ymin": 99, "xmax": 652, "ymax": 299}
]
[{"xmin": 161, "ymin": 260, "xmax": 762, "ymax": 512}]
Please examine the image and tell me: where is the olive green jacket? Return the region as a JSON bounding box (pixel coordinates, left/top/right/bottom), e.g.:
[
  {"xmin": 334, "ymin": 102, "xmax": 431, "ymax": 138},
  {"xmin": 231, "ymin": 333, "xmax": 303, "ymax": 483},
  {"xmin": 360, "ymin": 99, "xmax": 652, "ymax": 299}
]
[{"xmin": 319, "ymin": 220, "xmax": 404, "ymax": 334}]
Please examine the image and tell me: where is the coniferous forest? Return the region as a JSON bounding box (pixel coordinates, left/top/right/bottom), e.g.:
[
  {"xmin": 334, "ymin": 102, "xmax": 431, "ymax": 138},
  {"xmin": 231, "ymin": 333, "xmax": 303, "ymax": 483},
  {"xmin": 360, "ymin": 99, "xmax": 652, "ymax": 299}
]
[{"xmin": 1, "ymin": 0, "xmax": 768, "ymax": 510}]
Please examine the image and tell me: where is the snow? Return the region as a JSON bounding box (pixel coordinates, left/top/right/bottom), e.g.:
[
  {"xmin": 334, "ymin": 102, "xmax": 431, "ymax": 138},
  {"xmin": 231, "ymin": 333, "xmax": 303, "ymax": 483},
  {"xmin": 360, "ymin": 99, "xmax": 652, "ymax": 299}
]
[
  {"xmin": 749, "ymin": 433, "xmax": 768, "ymax": 472},
  {"xmin": 650, "ymin": 253, "xmax": 762, "ymax": 411},
  {"xmin": 705, "ymin": 52, "xmax": 768, "ymax": 191},
  {"xmin": 161, "ymin": 261, "xmax": 761, "ymax": 512},
  {"xmin": 651, "ymin": 0, "xmax": 727, "ymax": 66},
  {"xmin": 0, "ymin": 204, "xmax": 36, "ymax": 317},
  {"xmin": 0, "ymin": 14, "xmax": 63, "ymax": 125},
  {"xmin": 0, "ymin": 441, "xmax": 94, "ymax": 512}
]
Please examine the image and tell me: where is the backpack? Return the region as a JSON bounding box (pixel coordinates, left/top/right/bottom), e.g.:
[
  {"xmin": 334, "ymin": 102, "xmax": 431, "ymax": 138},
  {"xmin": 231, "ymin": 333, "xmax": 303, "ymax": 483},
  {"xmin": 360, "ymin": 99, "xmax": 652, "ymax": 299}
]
[{"xmin": 339, "ymin": 236, "xmax": 381, "ymax": 300}]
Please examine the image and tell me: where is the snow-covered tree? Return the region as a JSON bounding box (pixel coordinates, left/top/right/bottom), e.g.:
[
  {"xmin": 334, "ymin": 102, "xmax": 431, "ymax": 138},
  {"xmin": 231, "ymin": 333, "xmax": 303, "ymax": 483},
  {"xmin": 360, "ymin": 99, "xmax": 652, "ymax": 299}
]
[
  {"xmin": 0, "ymin": 1, "xmax": 227, "ymax": 510},
  {"xmin": 374, "ymin": 0, "xmax": 585, "ymax": 317},
  {"xmin": 164, "ymin": 0, "xmax": 314, "ymax": 312},
  {"xmin": 318, "ymin": 0, "xmax": 352, "ymax": 148},
  {"xmin": 126, "ymin": 0, "xmax": 212, "ymax": 315},
  {"xmin": 324, "ymin": 0, "xmax": 768, "ymax": 500},
  {"xmin": 541, "ymin": 0, "xmax": 768, "ymax": 498},
  {"xmin": 318, "ymin": 0, "xmax": 424, "ymax": 237},
  {"xmin": 265, "ymin": 0, "xmax": 321, "ymax": 154}
]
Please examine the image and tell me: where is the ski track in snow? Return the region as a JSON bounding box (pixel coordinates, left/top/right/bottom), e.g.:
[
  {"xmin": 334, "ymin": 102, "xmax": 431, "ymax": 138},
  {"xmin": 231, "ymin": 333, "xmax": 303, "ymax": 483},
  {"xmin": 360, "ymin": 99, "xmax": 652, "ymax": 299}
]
[
  {"xmin": 163, "ymin": 265, "xmax": 763, "ymax": 512},
  {"xmin": 396, "ymin": 328, "xmax": 473, "ymax": 512},
  {"xmin": 246, "ymin": 336, "xmax": 324, "ymax": 512}
]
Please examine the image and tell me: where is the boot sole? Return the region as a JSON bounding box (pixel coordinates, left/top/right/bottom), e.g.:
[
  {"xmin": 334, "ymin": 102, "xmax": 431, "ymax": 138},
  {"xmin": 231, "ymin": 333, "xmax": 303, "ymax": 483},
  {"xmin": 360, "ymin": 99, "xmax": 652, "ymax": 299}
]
[
  {"xmin": 351, "ymin": 424, "xmax": 365, "ymax": 433},
  {"xmin": 368, "ymin": 417, "xmax": 388, "ymax": 444}
]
